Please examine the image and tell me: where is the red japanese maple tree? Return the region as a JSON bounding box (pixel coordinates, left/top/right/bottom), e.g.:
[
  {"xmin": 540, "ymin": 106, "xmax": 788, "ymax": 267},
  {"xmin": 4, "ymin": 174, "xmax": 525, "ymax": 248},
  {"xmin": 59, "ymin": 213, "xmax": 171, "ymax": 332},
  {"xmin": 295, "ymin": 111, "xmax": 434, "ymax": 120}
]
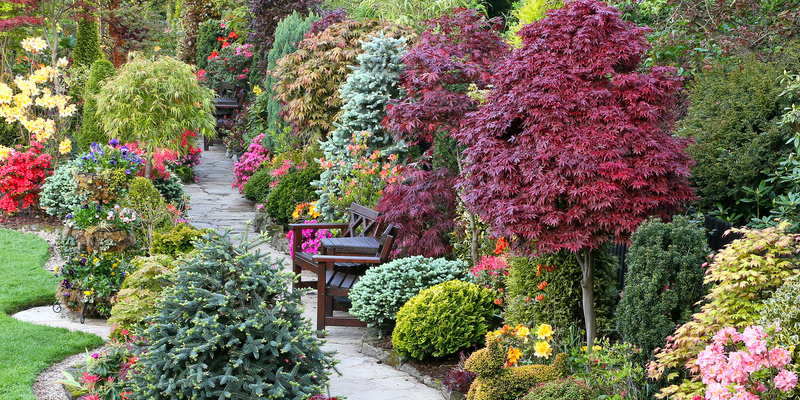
[
  {"xmin": 378, "ymin": 8, "xmax": 507, "ymax": 258},
  {"xmin": 455, "ymin": 0, "xmax": 696, "ymax": 346}
]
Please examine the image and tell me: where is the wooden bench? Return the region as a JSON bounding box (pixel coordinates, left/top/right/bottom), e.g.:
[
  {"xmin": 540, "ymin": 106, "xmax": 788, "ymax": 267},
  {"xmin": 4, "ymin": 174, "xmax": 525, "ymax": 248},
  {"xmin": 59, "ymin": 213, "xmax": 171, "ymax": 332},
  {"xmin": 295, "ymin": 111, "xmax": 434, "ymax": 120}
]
[
  {"xmin": 205, "ymin": 82, "xmax": 247, "ymax": 151},
  {"xmin": 290, "ymin": 203, "xmax": 383, "ymax": 290},
  {"xmin": 312, "ymin": 224, "xmax": 398, "ymax": 331}
]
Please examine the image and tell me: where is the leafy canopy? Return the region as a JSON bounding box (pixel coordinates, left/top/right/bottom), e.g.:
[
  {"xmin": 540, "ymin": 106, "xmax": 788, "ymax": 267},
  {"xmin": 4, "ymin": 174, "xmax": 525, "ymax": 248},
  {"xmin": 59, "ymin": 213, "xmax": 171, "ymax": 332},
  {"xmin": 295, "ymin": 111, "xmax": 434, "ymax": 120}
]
[
  {"xmin": 456, "ymin": 0, "xmax": 695, "ymax": 254},
  {"xmin": 95, "ymin": 55, "xmax": 215, "ymax": 173}
]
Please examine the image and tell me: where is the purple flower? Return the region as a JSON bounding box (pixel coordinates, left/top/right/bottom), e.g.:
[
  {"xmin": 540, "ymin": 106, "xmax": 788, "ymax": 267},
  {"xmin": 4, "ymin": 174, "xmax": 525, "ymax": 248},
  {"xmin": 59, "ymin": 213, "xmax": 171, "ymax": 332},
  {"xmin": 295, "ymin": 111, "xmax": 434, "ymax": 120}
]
[
  {"xmin": 110, "ymin": 160, "xmax": 117, "ymax": 165},
  {"xmin": 79, "ymin": 258, "xmax": 87, "ymax": 266},
  {"xmin": 91, "ymin": 353, "xmax": 99, "ymax": 359},
  {"xmin": 63, "ymin": 292, "xmax": 70, "ymax": 297},
  {"xmin": 125, "ymin": 169, "xmax": 131, "ymax": 175},
  {"xmin": 109, "ymin": 138, "xmax": 120, "ymax": 147},
  {"xmin": 119, "ymin": 145, "xmax": 129, "ymax": 156}
]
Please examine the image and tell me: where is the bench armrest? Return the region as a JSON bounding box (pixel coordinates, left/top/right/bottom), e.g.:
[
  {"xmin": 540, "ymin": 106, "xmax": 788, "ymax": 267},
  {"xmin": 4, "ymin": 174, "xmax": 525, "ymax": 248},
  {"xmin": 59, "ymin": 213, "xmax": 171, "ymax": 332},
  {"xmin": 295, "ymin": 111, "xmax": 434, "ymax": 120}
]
[
  {"xmin": 312, "ymin": 254, "xmax": 382, "ymax": 264},
  {"xmin": 288, "ymin": 222, "xmax": 350, "ymax": 231}
]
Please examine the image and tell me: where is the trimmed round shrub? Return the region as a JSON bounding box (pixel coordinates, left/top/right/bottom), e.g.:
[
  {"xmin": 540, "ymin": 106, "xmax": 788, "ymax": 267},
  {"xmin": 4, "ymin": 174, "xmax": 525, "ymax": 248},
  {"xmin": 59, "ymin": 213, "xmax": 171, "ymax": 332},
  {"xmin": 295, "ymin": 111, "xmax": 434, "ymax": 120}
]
[
  {"xmin": 132, "ymin": 231, "xmax": 335, "ymax": 399},
  {"xmin": 242, "ymin": 165, "xmax": 273, "ymax": 203},
  {"xmin": 521, "ymin": 377, "xmax": 598, "ymax": 400},
  {"xmin": 349, "ymin": 256, "xmax": 471, "ymax": 329},
  {"xmin": 40, "ymin": 160, "xmax": 87, "ymax": 218},
  {"xmin": 152, "ymin": 173, "xmax": 187, "ymax": 206},
  {"xmin": 392, "ymin": 280, "xmax": 497, "ymax": 359},
  {"xmin": 265, "ymin": 164, "xmax": 320, "ymax": 225},
  {"xmin": 504, "ymin": 247, "xmax": 618, "ymax": 335},
  {"xmin": 616, "ymin": 215, "xmax": 709, "ymax": 363},
  {"xmin": 151, "ymin": 224, "xmax": 205, "ymax": 257}
]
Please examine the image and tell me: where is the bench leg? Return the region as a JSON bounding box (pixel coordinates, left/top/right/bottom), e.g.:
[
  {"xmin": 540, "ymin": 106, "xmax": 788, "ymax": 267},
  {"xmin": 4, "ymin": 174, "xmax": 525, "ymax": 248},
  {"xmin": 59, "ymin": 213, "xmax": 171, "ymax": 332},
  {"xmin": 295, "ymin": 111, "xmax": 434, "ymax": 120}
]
[{"xmin": 317, "ymin": 261, "xmax": 327, "ymax": 332}]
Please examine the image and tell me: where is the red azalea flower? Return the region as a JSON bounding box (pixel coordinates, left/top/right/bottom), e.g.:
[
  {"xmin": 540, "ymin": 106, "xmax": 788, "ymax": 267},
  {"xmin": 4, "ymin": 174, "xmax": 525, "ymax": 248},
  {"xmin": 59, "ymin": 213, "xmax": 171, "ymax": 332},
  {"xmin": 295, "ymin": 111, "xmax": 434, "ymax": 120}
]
[
  {"xmin": 221, "ymin": 41, "xmax": 230, "ymax": 48},
  {"xmin": 228, "ymin": 31, "xmax": 238, "ymax": 39},
  {"xmin": 207, "ymin": 51, "xmax": 218, "ymax": 60}
]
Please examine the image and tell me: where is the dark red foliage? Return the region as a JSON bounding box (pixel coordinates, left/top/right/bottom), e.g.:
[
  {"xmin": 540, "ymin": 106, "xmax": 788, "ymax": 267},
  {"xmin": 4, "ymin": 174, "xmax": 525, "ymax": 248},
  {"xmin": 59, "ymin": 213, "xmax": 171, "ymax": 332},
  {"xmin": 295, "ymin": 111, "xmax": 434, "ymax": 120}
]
[
  {"xmin": 0, "ymin": 0, "xmax": 42, "ymax": 31},
  {"xmin": 383, "ymin": 7, "xmax": 508, "ymax": 146},
  {"xmin": 376, "ymin": 165, "xmax": 458, "ymax": 258},
  {"xmin": 455, "ymin": 0, "xmax": 696, "ymax": 255},
  {"xmin": 305, "ymin": 7, "xmax": 347, "ymax": 38}
]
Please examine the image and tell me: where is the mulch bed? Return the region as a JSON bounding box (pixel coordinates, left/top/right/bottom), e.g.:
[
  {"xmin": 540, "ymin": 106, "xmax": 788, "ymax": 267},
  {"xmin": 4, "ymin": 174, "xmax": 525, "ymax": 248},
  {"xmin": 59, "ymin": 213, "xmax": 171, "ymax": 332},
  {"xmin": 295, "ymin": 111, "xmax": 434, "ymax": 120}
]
[
  {"xmin": 0, "ymin": 208, "xmax": 62, "ymax": 229},
  {"xmin": 370, "ymin": 333, "xmax": 478, "ymax": 384}
]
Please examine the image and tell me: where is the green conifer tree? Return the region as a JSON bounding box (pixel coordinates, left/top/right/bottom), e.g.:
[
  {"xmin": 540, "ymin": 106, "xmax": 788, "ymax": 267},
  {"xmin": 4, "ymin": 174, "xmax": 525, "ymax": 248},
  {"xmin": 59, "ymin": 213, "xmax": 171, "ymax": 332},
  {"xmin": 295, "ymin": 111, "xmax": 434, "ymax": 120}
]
[
  {"xmin": 73, "ymin": 17, "xmax": 103, "ymax": 68},
  {"xmin": 133, "ymin": 231, "xmax": 335, "ymax": 399},
  {"xmin": 313, "ymin": 34, "xmax": 407, "ymax": 220},
  {"xmin": 77, "ymin": 60, "xmax": 115, "ymax": 152}
]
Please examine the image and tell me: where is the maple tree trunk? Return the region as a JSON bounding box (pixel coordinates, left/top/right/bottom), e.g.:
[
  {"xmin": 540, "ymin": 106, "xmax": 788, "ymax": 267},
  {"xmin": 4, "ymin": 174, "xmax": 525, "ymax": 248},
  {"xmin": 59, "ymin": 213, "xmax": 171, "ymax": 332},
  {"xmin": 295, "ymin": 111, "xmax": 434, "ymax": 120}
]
[
  {"xmin": 144, "ymin": 154, "xmax": 152, "ymax": 180},
  {"xmin": 106, "ymin": 0, "xmax": 126, "ymax": 68},
  {"xmin": 576, "ymin": 248, "xmax": 596, "ymax": 352}
]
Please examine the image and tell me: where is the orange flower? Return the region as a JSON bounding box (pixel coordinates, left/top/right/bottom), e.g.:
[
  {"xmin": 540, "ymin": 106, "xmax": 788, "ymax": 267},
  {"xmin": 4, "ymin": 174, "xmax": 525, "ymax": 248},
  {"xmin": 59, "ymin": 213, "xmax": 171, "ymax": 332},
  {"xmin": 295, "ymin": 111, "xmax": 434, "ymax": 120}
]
[
  {"xmin": 536, "ymin": 294, "xmax": 544, "ymax": 301},
  {"xmin": 506, "ymin": 347, "xmax": 523, "ymax": 366},
  {"xmin": 537, "ymin": 281, "xmax": 547, "ymax": 290},
  {"xmin": 494, "ymin": 237, "xmax": 507, "ymax": 255},
  {"xmin": 493, "ymin": 298, "xmax": 503, "ymax": 306}
]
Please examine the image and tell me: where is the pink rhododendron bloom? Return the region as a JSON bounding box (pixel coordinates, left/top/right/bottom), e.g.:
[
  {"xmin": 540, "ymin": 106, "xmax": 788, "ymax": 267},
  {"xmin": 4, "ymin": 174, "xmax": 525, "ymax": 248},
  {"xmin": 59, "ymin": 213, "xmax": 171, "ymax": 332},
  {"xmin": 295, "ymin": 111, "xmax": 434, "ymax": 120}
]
[
  {"xmin": 713, "ymin": 327, "xmax": 741, "ymax": 345},
  {"xmin": 705, "ymin": 381, "xmax": 730, "ymax": 400},
  {"xmin": 767, "ymin": 347, "xmax": 792, "ymax": 368},
  {"xmin": 774, "ymin": 370, "xmax": 798, "ymax": 392}
]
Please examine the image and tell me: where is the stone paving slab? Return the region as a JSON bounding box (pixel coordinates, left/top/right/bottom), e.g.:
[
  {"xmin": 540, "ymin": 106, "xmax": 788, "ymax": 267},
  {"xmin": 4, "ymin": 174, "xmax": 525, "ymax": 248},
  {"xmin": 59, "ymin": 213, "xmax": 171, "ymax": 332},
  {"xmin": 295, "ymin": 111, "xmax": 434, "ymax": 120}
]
[{"xmin": 13, "ymin": 306, "xmax": 110, "ymax": 341}]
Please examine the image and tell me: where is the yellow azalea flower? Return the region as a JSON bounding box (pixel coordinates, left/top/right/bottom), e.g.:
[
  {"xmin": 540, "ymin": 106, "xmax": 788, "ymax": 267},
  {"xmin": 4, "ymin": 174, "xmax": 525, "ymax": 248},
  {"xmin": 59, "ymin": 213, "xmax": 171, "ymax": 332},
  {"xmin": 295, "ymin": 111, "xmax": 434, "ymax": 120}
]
[
  {"xmin": 593, "ymin": 345, "xmax": 602, "ymax": 352},
  {"xmin": 59, "ymin": 103, "xmax": 77, "ymax": 117},
  {"xmin": 21, "ymin": 37, "xmax": 47, "ymax": 54},
  {"xmin": 536, "ymin": 324, "xmax": 554, "ymax": 341},
  {"xmin": 154, "ymin": 45, "xmax": 161, "ymax": 52},
  {"xmin": 0, "ymin": 145, "xmax": 13, "ymax": 161},
  {"xmin": 14, "ymin": 93, "xmax": 32, "ymax": 108},
  {"xmin": 506, "ymin": 347, "xmax": 523, "ymax": 366},
  {"xmin": 534, "ymin": 340, "xmax": 553, "ymax": 359},
  {"xmin": 57, "ymin": 57, "xmax": 68, "ymax": 68},
  {"xmin": 0, "ymin": 83, "xmax": 12, "ymax": 104},
  {"xmin": 516, "ymin": 325, "xmax": 530, "ymax": 338},
  {"xmin": 59, "ymin": 138, "xmax": 72, "ymax": 154}
]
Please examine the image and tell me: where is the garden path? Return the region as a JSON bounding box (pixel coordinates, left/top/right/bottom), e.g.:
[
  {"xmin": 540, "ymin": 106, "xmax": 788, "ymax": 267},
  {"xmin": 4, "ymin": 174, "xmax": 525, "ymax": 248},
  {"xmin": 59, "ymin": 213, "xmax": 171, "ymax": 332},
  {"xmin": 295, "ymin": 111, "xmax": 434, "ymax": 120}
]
[{"xmin": 182, "ymin": 144, "xmax": 444, "ymax": 400}]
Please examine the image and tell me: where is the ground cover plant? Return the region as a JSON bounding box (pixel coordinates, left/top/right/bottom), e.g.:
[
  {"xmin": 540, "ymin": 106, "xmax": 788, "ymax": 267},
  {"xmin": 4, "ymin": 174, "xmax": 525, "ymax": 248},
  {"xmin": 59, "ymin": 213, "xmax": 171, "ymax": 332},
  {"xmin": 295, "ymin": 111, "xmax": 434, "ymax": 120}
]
[{"xmin": 0, "ymin": 229, "xmax": 103, "ymax": 399}]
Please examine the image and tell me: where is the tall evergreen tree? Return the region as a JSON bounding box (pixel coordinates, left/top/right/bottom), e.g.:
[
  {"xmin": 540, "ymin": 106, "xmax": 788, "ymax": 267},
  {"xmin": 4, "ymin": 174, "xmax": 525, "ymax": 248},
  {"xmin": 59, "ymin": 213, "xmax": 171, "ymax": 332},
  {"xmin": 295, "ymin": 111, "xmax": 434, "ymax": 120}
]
[
  {"xmin": 312, "ymin": 34, "xmax": 407, "ymax": 220},
  {"xmin": 73, "ymin": 17, "xmax": 103, "ymax": 68},
  {"xmin": 77, "ymin": 60, "xmax": 115, "ymax": 152}
]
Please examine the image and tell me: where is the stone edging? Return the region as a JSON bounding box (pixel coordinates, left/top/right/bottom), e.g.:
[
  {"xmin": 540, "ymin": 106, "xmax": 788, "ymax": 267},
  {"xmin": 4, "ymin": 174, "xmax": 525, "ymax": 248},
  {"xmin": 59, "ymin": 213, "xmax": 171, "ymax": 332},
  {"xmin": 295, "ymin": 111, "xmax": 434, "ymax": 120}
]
[{"xmin": 360, "ymin": 331, "xmax": 465, "ymax": 400}]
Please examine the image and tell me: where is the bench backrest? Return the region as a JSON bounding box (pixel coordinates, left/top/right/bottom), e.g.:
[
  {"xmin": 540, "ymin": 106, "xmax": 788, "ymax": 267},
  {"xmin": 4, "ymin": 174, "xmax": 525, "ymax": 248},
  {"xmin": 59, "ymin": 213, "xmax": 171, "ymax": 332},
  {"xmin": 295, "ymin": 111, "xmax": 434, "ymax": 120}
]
[
  {"xmin": 375, "ymin": 224, "xmax": 398, "ymax": 262},
  {"xmin": 342, "ymin": 203, "xmax": 383, "ymax": 238}
]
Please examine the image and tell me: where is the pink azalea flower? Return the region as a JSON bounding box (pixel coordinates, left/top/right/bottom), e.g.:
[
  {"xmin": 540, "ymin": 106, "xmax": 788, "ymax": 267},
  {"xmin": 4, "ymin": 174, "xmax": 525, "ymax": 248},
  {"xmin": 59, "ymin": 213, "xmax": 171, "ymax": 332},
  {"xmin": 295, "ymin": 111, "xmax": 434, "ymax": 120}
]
[{"xmin": 775, "ymin": 370, "xmax": 798, "ymax": 392}]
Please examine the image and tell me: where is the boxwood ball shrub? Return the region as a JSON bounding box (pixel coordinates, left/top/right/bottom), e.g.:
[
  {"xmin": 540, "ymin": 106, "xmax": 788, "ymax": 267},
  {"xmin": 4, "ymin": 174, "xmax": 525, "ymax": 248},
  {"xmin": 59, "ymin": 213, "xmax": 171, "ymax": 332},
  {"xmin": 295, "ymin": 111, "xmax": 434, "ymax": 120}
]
[
  {"xmin": 349, "ymin": 256, "xmax": 471, "ymax": 329},
  {"xmin": 132, "ymin": 231, "xmax": 335, "ymax": 399},
  {"xmin": 504, "ymin": 247, "xmax": 618, "ymax": 335},
  {"xmin": 616, "ymin": 215, "xmax": 709, "ymax": 363},
  {"xmin": 265, "ymin": 164, "xmax": 321, "ymax": 225},
  {"xmin": 242, "ymin": 165, "xmax": 273, "ymax": 203},
  {"xmin": 40, "ymin": 160, "xmax": 87, "ymax": 218},
  {"xmin": 392, "ymin": 280, "xmax": 497, "ymax": 359}
]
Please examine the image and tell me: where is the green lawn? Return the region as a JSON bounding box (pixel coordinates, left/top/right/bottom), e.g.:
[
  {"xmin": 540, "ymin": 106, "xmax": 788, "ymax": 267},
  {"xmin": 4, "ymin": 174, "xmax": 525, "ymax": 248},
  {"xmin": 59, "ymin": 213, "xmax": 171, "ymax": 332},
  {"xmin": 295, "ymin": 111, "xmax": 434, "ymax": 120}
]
[{"xmin": 0, "ymin": 229, "xmax": 104, "ymax": 399}]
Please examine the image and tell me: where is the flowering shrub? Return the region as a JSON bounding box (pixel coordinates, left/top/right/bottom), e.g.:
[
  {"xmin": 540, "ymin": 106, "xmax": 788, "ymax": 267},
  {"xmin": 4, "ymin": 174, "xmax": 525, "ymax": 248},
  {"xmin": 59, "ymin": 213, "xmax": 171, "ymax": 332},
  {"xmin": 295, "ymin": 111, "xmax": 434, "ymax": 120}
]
[
  {"xmin": 697, "ymin": 325, "xmax": 798, "ymax": 400},
  {"xmin": 76, "ymin": 140, "xmax": 144, "ymax": 175},
  {"xmin": 0, "ymin": 36, "xmax": 74, "ymax": 155},
  {"xmin": 286, "ymin": 220, "xmax": 333, "ymax": 258},
  {"xmin": 487, "ymin": 323, "xmax": 555, "ymax": 368},
  {"xmin": 58, "ymin": 331, "xmax": 145, "ymax": 399},
  {"xmin": 66, "ymin": 202, "xmax": 138, "ymax": 232},
  {"xmin": 232, "ymin": 133, "xmax": 271, "ymax": 192},
  {"xmin": 292, "ymin": 202, "xmax": 321, "ymax": 220},
  {"xmin": 0, "ymin": 141, "xmax": 52, "ymax": 213},
  {"xmin": 470, "ymin": 255, "xmax": 510, "ymax": 306},
  {"xmin": 315, "ymin": 130, "xmax": 402, "ymax": 220},
  {"xmin": 55, "ymin": 253, "xmax": 132, "ymax": 316},
  {"xmin": 205, "ymin": 36, "xmax": 253, "ymax": 89},
  {"xmin": 151, "ymin": 130, "xmax": 202, "ymax": 182}
]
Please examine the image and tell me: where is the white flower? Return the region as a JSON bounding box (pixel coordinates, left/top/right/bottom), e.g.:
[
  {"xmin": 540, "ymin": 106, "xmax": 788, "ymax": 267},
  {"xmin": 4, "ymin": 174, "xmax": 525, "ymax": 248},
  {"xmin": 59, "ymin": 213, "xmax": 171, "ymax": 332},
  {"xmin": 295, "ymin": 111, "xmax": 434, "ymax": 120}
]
[
  {"xmin": 21, "ymin": 37, "xmax": 47, "ymax": 54},
  {"xmin": 57, "ymin": 57, "xmax": 68, "ymax": 68}
]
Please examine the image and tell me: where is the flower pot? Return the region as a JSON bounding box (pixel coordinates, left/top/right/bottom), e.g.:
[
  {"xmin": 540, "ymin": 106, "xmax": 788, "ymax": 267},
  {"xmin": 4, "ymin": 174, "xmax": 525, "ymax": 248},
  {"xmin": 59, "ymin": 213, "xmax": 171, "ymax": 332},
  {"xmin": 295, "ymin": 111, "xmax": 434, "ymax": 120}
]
[
  {"xmin": 56, "ymin": 286, "xmax": 117, "ymax": 319},
  {"xmin": 74, "ymin": 171, "xmax": 118, "ymax": 203},
  {"xmin": 69, "ymin": 226, "xmax": 136, "ymax": 253}
]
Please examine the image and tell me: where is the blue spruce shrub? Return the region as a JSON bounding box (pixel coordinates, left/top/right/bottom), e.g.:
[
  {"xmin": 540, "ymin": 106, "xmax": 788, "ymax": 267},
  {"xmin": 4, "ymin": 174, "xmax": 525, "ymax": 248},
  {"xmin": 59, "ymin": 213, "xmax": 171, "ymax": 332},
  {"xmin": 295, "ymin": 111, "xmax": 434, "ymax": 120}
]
[{"xmin": 133, "ymin": 231, "xmax": 335, "ymax": 399}]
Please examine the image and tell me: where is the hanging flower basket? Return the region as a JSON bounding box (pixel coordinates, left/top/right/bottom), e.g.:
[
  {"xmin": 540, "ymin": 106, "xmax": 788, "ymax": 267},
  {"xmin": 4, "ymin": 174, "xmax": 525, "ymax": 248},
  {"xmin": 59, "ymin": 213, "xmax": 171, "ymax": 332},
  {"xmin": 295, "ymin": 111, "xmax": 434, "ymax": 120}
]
[
  {"xmin": 69, "ymin": 226, "xmax": 136, "ymax": 253},
  {"xmin": 74, "ymin": 171, "xmax": 119, "ymax": 203},
  {"xmin": 55, "ymin": 285, "xmax": 117, "ymax": 319}
]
